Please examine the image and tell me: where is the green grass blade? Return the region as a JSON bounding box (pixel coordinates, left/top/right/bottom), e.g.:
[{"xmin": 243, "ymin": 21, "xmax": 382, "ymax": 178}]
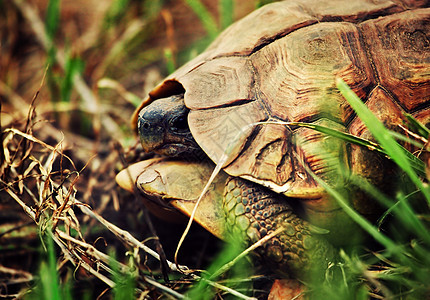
[
  {"xmin": 336, "ymin": 79, "xmax": 430, "ymax": 203},
  {"xmin": 347, "ymin": 172, "xmax": 430, "ymax": 244},
  {"xmin": 45, "ymin": 0, "xmax": 60, "ymax": 66},
  {"xmin": 36, "ymin": 231, "xmax": 61, "ymax": 300},
  {"xmin": 187, "ymin": 238, "xmax": 251, "ymax": 300},
  {"xmin": 305, "ymin": 164, "xmax": 411, "ymax": 265},
  {"xmin": 163, "ymin": 48, "xmax": 176, "ymax": 74},
  {"xmin": 219, "ymin": 0, "xmax": 234, "ymax": 29},
  {"xmin": 142, "ymin": 0, "xmax": 163, "ymax": 20},
  {"xmin": 110, "ymin": 249, "xmax": 136, "ymax": 300},
  {"xmin": 405, "ymin": 113, "xmax": 430, "ymax": 139},
  {"xmin": 389, "ymin": 131, "xmax": 424, "ymax": 149},
  {"xmin": 45, "ymin": 0, "xmax": 60, "ymax": 41},
  {"xmin": 185, "ymin": 0, "xmax": 219, "ymax": 40},
  {"xmin": 289, "ymin": 122, "xmax": 385, "ymax": 154},
  {"xmin": 103, "ymin": 0, "xmax": 131, "ymax": 28},
  {"xmin": 263, "ymin": 120, "xmax": 425, "ymax": 177},
  {"xmin": 61, "ymin": 52, "xmax": 85, "ymax": 103}
]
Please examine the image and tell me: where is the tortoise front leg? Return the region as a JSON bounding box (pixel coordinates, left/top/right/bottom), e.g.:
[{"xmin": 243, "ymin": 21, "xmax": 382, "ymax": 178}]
[{"xmin": 222, "ymin": 177, "xmax": 336, "ymax": 278}]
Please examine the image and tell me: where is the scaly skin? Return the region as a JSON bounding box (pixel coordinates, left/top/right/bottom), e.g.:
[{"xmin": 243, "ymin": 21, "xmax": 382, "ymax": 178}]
[
  {"xmin": 116, "ymin": 159, "xmax": 337, "ymax": 279},
  {"xmin": 223, "ymin": 177, "xmax": 336, "ymax": 277}
]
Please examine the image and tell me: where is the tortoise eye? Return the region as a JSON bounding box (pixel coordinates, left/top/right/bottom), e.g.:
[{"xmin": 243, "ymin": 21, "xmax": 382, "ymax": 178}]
[{"xmin": 170, "ymin": 116, "xmax": 188, "ymax": 132}]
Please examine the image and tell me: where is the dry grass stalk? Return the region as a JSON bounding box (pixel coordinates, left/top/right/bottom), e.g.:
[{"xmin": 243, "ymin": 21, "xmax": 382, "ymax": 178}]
[{"xmin": 1, "ymin": 91, "xmax": 256, "ymax": 299}]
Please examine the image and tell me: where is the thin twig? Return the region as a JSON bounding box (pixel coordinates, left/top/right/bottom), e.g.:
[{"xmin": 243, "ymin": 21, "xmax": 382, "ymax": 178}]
[
  {"xmin": 50, "ymin": 230, "xmax": 116, "ymax": 288},
  {"xmin": 0, "ymin": 265, "xmax": 33, "ymax": 281},
  {"xmin": 56, "ymin": 229, "xmax": 129, "ymax": 274},
  {"xmin": 200, "ymin": 277, "xmax": 258, "ymax": 300},
  {"xmin": 5, "ymin": 187, "xmax": 37, "ymax": 221},
  {"xmin": 3, "ymin": 128, "xmax": 76, "ymax": 169},
  {"xmin": 144, "ymin": 276, "xmax": 186, "ymax": 299},
  {"xmin": 75, "ymin": 201, "xmax": 188, "ymax": 273}
]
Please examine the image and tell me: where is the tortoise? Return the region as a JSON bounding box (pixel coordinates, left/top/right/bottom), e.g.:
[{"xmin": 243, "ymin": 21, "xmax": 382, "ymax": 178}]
[{"xmin": 117, "ymin": 0, "xmax": 430, "ymax": 290}]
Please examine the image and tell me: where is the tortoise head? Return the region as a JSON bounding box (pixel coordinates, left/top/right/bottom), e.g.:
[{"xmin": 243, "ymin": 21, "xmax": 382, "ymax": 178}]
[{"xmin": 137, "ymin": 94, "xmax": 201, "ymax": 157}]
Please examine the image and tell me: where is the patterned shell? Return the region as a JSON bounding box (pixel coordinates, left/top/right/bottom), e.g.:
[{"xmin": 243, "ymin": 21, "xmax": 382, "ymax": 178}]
[{"xmin": 134, "ymin": 0, "xmax": 430, "ymax": 199}]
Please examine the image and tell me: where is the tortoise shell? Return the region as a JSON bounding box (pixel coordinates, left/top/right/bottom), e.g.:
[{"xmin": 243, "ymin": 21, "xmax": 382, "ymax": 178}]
[{"xmin": 133, "ymin": 0, "xmax": 430, "ymax": 203}]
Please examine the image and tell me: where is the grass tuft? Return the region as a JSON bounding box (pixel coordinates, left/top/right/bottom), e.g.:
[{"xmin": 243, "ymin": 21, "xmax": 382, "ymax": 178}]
[
  {"xmin": 303, "ymin": 80, "xmax": 430, "ymax": 298},
  {"xmin": 337, "ymin": 79, "xmax": 430, "ymax": 203},
  {"xmin": 110, "ymin": 249, "xmax": 137, "ymax": 300}
]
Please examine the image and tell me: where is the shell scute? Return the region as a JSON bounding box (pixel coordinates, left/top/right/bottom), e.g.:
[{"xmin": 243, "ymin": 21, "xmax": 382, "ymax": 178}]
[
  {"xmin": 188, "ymin": 100, "xmax": 268, "ymax": 166},
  {"xmin": 251, "ymin": 22, "xmax": 374, "ymax": 124},
  {"xmin": 359, "ymin": 9, "xmax": 430, "ymax": 112},
  {"xmin": 180, "ymin": 56, "xmax": 255, "ymax": 110}
]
